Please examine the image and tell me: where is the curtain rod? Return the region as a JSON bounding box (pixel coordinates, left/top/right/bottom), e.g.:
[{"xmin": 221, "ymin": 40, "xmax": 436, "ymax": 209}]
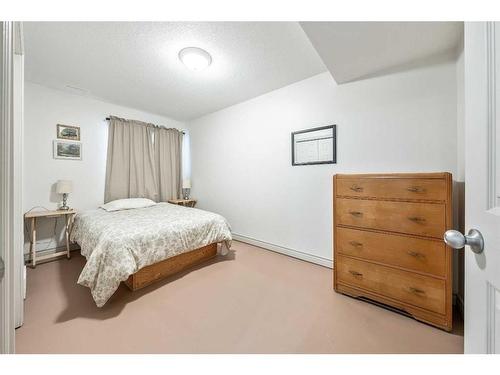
[{"xmin": 105, "ymin": 117, "xmax": 185, "ymax": 135}]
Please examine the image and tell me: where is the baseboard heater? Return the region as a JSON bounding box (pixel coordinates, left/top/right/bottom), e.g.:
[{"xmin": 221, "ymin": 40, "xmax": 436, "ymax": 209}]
[{"xmin": 23, "ymin": 245, "xmax": 81, "ymax": 265}]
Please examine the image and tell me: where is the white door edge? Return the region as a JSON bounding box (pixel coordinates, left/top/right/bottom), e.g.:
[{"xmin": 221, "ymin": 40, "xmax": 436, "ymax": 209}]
[{"xmin": 0, "ymin": 20, "xmax": 16, "ymax": 354}]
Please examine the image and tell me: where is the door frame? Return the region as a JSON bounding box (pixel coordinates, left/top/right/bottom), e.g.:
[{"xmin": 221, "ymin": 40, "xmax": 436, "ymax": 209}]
[
  {"xmin": 0, "ymin": 20, "xmax": 16, "ymax": 354},
  {"xmin": 13, "ymin": 21, "xmax": 24, "ymax": 330}
]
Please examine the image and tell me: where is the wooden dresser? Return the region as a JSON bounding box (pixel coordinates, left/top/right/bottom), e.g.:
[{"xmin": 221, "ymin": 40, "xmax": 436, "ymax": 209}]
[{"xmin": 333, "ymin": 173, "xmax": 453, "ymax": 331}]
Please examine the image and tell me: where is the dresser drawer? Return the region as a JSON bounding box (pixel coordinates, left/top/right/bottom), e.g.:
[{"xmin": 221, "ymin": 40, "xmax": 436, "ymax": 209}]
[
  {"xmin": 336, "ymin": 255, "xmax": 446, "ymax": 314},
  {"xmin": 336, "ymin": 177, "xmax": 447, "ymax": 201},
  {"xmin": 336, "ymin": 198, "xmax": 446, "ymax": 238},
  {"xmin": 336, "ymin": 227, "xmax": 447, "ymax": 276}
]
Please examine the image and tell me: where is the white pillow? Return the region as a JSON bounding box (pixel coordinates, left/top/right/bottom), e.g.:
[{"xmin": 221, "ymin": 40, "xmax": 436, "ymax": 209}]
[{"xmin": 100, "ymin": 198, "xmax": 156, "ymax": 212}]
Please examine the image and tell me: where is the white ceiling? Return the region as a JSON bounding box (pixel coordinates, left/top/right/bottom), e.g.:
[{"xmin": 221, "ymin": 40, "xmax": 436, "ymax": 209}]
[
  {"xmin": 23, "ymin": 22, "xmax": 327, "ymax": 121},
  {"xmin": 300, "ymin": 22, "xmax": 463, "ymax": 84},
  {"xmin": 24, "ymin": 22, "xmax": 464, "ymax": 121}
]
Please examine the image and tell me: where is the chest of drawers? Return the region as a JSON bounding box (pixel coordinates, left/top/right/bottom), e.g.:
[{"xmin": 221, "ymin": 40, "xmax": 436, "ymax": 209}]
[{"xmin": 333, "ymin": 173, "xmax": 453, "ymax": 331}]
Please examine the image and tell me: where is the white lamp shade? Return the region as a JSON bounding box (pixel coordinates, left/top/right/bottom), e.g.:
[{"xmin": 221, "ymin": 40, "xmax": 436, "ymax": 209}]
[
  {"xmin": 56, "ymin": 180, "xmax": 73, "ymax": 194},
  {"xmin": 183, "ymin": 179, "xmax": 191, "ymax": 189}
]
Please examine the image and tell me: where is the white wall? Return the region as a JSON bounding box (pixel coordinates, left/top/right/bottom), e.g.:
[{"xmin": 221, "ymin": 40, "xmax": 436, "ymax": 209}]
[
  {"xmin": 23, "ymin": 82, "xmax": 186, "ymax": 253},
  {"xmin": 188, "ymin": 63, "xmax": 458, "ymax": 265}
]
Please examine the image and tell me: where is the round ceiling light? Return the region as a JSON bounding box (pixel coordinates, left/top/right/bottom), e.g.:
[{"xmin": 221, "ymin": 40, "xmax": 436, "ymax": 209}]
[{"xmin": 178, "ymin": 47, "xmax": 212, "ymax": 71}]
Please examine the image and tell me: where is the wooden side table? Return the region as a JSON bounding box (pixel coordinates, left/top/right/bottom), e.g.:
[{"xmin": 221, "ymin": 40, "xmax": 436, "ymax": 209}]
[
  {"xmin": 24, "ymin": 209, "xmax": 77, "ymax": 268},
  {"xmin": 167, "ymin": 199, "xmax": 197, "ymax": 208}
]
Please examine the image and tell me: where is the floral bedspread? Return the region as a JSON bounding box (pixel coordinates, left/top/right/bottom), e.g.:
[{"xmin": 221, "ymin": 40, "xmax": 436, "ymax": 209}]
[{"xmin": 71, "ymin": 203, "xmax": 232, "ymax": 307}]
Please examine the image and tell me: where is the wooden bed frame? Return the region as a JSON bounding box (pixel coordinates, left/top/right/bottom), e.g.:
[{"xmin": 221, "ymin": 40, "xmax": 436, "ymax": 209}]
[{"xmin": 124, "ymin": 243, "xmax": 218, "ymax": 291}]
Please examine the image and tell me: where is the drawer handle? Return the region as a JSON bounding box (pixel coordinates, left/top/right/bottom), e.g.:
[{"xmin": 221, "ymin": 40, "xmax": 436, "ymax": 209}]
[
  {"xmin": 349, "ymin": 211, "xmax": 363, "ymax": 217},
  {"xmin": 407, "ymin": 250, "xmax": 425, "ymax": 259},
  {"xmin": 407, "ymin": 186, "xmax": 426, "ymax": 193},
  {"xmin": 349, "ymin": 270, "xmax": 363, "ymax": 277},
  {"xmin": 350, "ymin": 184, "xmax": 364, "ymax": 192},
  {"xmin": 349, "ymin": 240, "xmax": 363, "ymax": 248},
  {"xmin": 408, "ymin": 216, "xmax": 426, "ymax": 224},
  {"xmin": 408, "ymin": 287, "xmax": 426, "ymax": 295}
]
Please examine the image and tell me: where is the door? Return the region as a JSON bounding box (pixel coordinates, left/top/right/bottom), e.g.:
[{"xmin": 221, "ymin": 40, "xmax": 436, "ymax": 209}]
[
  {"xmin": 463, "ymin": 22, "xmax": 500, "ymax": 353},
  {"xmin": 0, "ymin": 21, "xmax": 15, "ymax": 354}
]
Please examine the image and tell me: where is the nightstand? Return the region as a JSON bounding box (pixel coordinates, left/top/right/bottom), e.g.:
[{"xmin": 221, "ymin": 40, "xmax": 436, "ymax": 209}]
[
  {"xmin": 167, "ymin": 199, "xmax": 197, "ymax": 208},
  {"xmin": 24, "ymin": 209, "xmax": 77, "ymax": 268}
]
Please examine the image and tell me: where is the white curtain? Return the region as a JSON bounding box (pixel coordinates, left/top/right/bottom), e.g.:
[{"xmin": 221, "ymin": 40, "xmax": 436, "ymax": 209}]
[
  {"xmin": 104, "ymin": 116, "xmax": 183, "ymax": 203},
  {"xmin": 155, "ymin": 127, "xmax": 183, "ymax": 201}
]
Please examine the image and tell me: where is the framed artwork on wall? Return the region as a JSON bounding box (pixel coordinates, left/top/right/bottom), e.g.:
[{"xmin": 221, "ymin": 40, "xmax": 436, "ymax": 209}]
[
  {"xmin": 57, "ymin": 124, "xmax": 80, "ymax": 141},
  {"xmin": 291, "ymin": 124, "xmax": 336, "ymax": 166},
  {"xmin": 53, "ymin": 140, "xmax": 82, "ymax": 160}
]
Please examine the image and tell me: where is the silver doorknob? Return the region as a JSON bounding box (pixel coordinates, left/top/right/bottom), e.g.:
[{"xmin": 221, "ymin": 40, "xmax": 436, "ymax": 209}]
[{"xmin": 444, "ymin": 229, "xmax": 484, "ymax": 254}]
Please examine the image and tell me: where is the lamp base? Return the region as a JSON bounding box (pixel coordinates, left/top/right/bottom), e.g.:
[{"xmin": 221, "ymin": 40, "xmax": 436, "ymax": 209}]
[
  {"xmin": 60, "ymin": 193, "xmax": 70, "ymax": 210},
  {"xmin": 182, "ymin": 188, "xmax": 190, "ymax": 200}
]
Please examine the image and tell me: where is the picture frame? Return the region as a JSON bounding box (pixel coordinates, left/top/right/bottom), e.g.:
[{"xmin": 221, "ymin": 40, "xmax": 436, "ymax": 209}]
[
  {"xmin": 57, "ymin": 124, "xmax": 80, "ymax": 141},
  {"xmin": 291, "ymin": 125, "xmax": 336, "ymax": 166},
  {"xmin": 53, "ymin": 140, "xmax": 82, "ymax": 160}
]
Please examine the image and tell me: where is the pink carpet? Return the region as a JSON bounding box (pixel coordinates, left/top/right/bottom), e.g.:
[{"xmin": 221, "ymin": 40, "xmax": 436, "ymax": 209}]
[{"xmin": 15, "ymin": 241, "xmax": 463, "ymax": 353}]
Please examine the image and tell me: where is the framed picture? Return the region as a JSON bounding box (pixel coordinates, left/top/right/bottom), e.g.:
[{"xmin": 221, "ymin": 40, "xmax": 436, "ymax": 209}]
[
  {"xmin": 53, "ymin": 140, "xmax": 82, "ymax": 160},
  {"xmin": 57, "ymin": 124, "xmax": 80, "ymax": 141},
  {"xmin": 291, "ymin": 125, "xmax": 336, "ymax": 166}
]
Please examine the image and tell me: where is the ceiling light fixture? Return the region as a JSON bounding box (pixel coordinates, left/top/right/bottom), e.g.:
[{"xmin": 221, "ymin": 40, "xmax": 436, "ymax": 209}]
[{"xmin": 178, "ymin": 47, "xmax": 212, "ymax": 71}]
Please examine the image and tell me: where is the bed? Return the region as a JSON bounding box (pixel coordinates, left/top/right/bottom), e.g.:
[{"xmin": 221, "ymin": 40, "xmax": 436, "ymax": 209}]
[{"xmin": 70, "ymin": 202, "xmax": 232, "ymax": 307}]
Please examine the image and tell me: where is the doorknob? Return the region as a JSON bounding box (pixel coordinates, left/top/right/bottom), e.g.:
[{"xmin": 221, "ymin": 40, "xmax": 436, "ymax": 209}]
[
  {"xmin": 444, "ymin": 229, "xmax": 484, "ymax": 254},
  {"xmin": 0, "ymin": 256, "xmax": 4, "ymax": 281}
]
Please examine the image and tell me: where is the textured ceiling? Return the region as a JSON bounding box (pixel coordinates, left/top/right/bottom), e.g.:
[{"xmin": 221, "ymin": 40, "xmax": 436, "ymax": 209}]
[
  {"xmin": 24, "ymin": 22, "xmax": 327, "ymax": 121},
  {"xmin": 301, "ymin": 22, "xmax": 463, "ymax": 84}
]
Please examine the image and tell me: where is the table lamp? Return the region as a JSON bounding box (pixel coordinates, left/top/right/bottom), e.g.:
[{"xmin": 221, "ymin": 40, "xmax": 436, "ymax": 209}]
[
  {"xmin": 182, "ymin": 179, "xmax": 191, "ymax": 200},
  {"xmin": 56, "ymin": 180, "xmax": 73, "ymax": 210}
]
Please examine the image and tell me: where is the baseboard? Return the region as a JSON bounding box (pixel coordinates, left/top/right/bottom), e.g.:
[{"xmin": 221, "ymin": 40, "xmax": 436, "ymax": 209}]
[
  {"xmin": 232, "ymin": 233, "xmax": 333, "ymax": 268},
  {"xmin": 23, "ymin": 243, "xmax": 80, "ymax": 263},
  {"xmin": 27, "ymin": 236, "xmax": 333, "ymax": 269}
]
